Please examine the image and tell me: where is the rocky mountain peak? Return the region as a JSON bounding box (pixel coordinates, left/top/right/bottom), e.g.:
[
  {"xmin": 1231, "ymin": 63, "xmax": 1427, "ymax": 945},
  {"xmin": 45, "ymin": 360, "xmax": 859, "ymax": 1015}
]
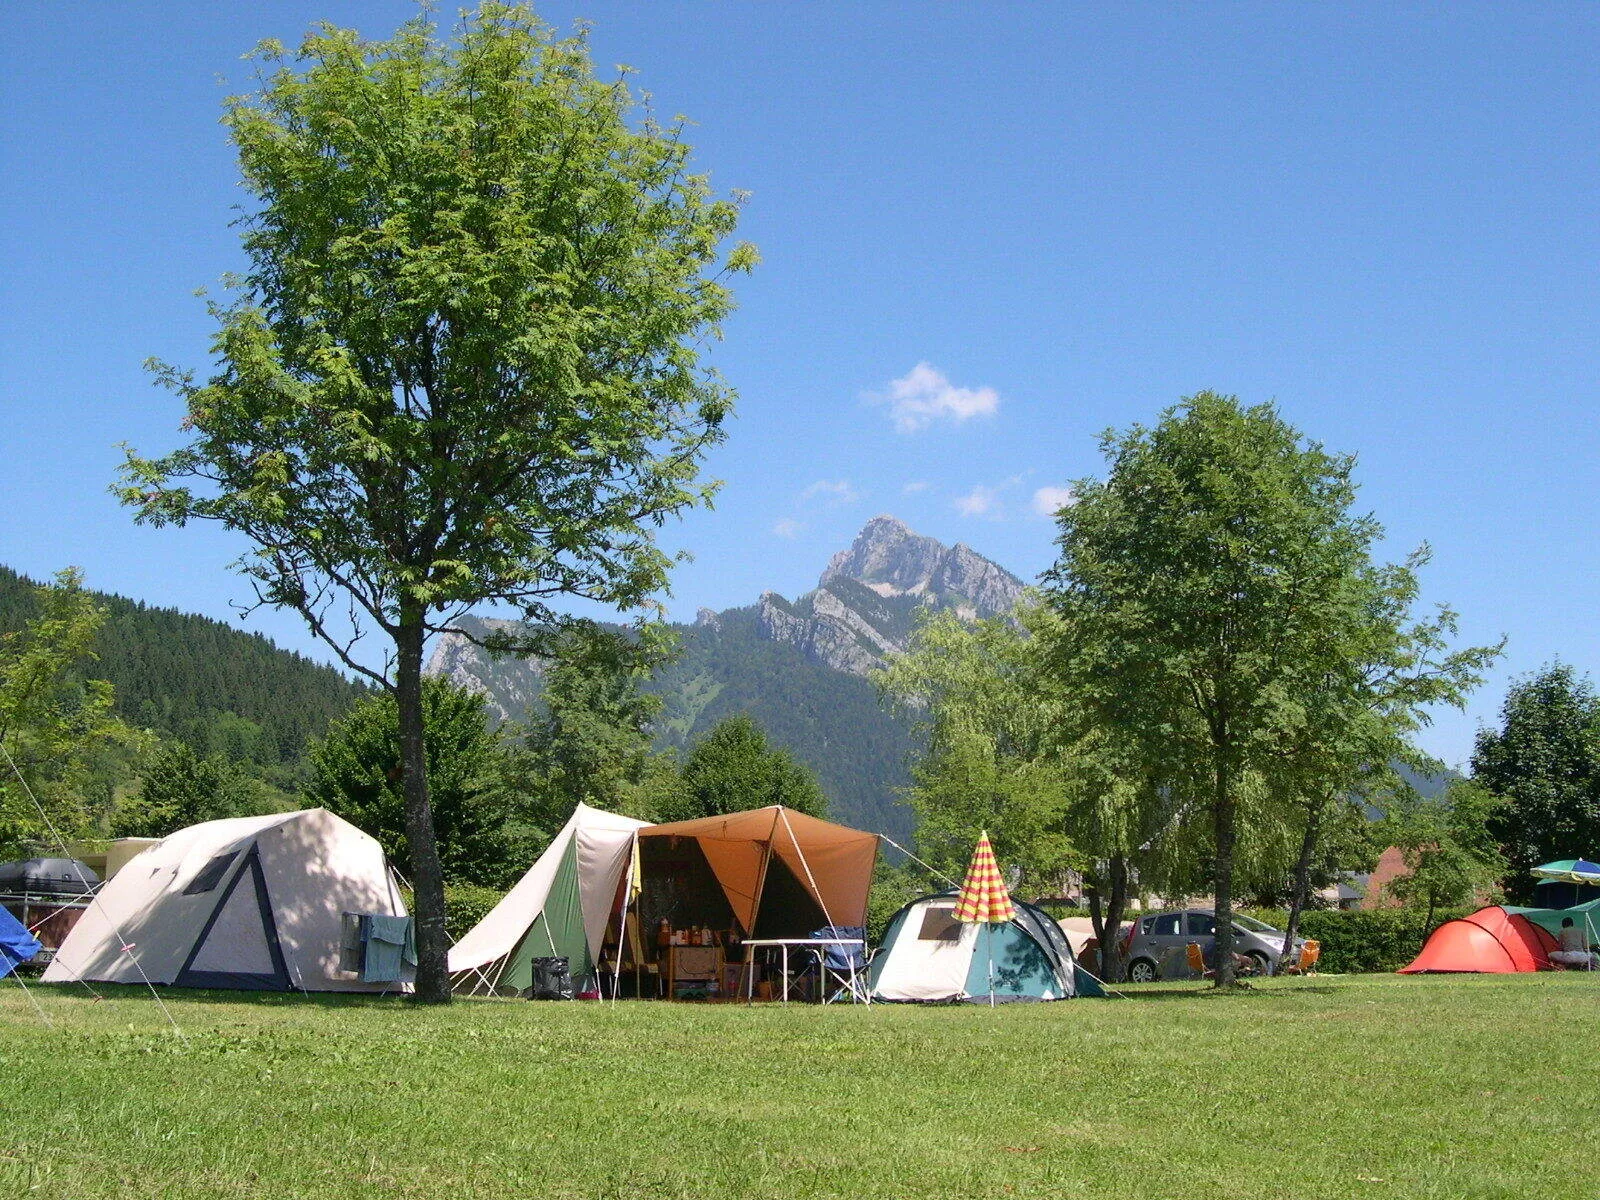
[
  {"xmin": 819, "ymin": 515, "xmax": 1023, "ymax": 615},
  {"xmin": 747, "ymin": 516, "xmax": 1028, "ymax": 677}
]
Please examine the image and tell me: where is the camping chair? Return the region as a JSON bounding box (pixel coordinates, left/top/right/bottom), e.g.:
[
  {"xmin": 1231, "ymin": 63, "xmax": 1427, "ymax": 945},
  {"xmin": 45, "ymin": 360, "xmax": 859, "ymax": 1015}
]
[
  {"xmin": 1282, "ymin": 939, "xmax": 1321, "ymax": 976},
  {"xmin": 1185, "ymin": 941, "xmax": 1214, "ymax": 980},
  {"xmin": 806, "ymin": 925, "xmax": 869, "ymax": 1004}
]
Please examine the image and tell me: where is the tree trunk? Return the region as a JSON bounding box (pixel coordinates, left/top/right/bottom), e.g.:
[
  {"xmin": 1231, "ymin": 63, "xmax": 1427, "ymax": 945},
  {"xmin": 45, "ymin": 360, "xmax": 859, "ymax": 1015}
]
[
  {"xmin": 1087, "ymin": 853, "xmax": 1130, "ymax": 983},
  {"xmin": 1278, "ymin": 799, "xmax": 1323, "ymax": 971},
  {"xmin": 396, "ymin": 611, "xmax": 451, "ymax": 1004},
  {"xmin": 1212, "ymin": 758, "xmax": 1238, "ymax": 988}
]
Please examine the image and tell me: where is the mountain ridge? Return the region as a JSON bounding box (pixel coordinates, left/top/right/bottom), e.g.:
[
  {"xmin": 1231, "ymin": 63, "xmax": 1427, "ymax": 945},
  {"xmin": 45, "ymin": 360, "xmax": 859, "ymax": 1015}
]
[{"xmin": 425, "ymin": 517, "xmax": 1025, "ymax": 836}]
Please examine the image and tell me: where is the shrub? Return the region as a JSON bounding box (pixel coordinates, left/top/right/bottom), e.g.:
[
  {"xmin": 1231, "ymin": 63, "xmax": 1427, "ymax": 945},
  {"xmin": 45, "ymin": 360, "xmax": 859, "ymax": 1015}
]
[{"xmin": 442, "ymin": 883, "xmax": 505, "ymax": 944}]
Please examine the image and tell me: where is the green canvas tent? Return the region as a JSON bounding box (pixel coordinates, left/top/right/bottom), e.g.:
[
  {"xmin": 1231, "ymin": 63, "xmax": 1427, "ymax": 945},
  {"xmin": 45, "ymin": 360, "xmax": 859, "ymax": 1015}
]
[{"xmin": 449, "ymin": 803, "xmax": 647, "ymax": 995}]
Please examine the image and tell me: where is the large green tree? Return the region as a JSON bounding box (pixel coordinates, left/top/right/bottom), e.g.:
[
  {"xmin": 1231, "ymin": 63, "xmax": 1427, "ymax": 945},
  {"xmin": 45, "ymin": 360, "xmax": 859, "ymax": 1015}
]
[
  {"xmin": 667, "ymin": 715, "xmax": 826, "ymax": 822},
  {"xmin": 1472, "ymin": 664, "xmax": 1600, "ymax": 901},
  {"xmin": 875, "ymin": 605, "xmax": 1076, "ymax": 888},
  {"xmin": 517, "ymin": 624, "xmax": 682, "ymax": 830},
  {"xmin": 306, "ymin": 678, "xmax": 520, "ymax": 888},
  {"xmin": 879, "ymin": 600, "xmax": 1199, "ymax": 982},
  {"xmin": 1041, "ymin": 392, "xmax": 1496, "ymax": 986},
  {"xmin": 117, "ymin": 5, "xmax": 753, "ymax": 999},
  {"xmin": 1379, "ymin": 779, "xmax": 1506, "ymax": 930}
]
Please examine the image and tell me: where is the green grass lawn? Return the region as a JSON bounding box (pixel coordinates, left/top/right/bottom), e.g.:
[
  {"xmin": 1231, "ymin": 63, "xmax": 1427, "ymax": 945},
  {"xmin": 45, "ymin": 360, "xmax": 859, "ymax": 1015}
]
[{"xmin": 1, "ymin": 973, "xmax": 1595, "ymax": 1200}]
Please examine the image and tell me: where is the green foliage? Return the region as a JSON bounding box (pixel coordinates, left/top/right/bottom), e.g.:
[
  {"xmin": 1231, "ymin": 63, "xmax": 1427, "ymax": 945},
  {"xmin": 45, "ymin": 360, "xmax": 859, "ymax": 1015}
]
[
  {"xmin": 306, "ymin": 678, "xmax": 521, "ymax": 887},
  {"xmin": 665, "ymin": 714, "xmax": 826, "ymax": 822},
  {"xmin": 516, "ymin": 625, "xmax": 679, "ymax": 827},
  {"xmin": 0, "ymin": 563, "xmax": 371, "ymax": 786},
  {"xmin": 442, "ymin": 882, "xmax": 506, "ymax": 943},
  {"xmin": 113, "ymin": 741, "xmax": 294, "ymax": 838},
  {"xmin": 875, "ymin": 604, "xmax": 1076, "ymax": 890},
  {"xmin": 1041, "ymin": 391, "xmax": 1498, "ymax": 985},
  {"xmin": 118, "ymin": 3, "xmax": 751, "ymax": 654},
  {"xmin": 1378, "ymin": 779, "xmax": 1506, "ymax": 916},
  {"xmin": 117, "ymin": 3, "xmax": 754, "ymax": 998},
  {"xmin": 0, "ymin": 569, "xmax": 147, "ymax": 855},
  {"xmin": 1236, "ymin": 795, "xmax": 1383, "ymax": 907},
  {"xmin": 1472, "ymin": 663, "xmax": 1600, "ymax": 901}
]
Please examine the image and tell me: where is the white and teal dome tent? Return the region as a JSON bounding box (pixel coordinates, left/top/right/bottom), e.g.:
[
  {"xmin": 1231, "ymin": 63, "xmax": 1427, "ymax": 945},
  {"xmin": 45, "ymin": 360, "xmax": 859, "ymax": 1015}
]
[{"xmin": 866, "ymin": 892, "xmax": 1104, "ymax": 1003}]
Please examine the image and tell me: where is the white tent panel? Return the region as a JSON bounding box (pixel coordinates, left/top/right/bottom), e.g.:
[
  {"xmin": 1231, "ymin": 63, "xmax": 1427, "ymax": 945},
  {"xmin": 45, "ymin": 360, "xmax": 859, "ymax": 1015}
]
[
  {"xmin": 188, "ymin": 865, "xmax": 275, "ymax": 975},
  {"xmin": 871, "ymin": 901, "xmax": 981, "ymax": 1002},
  {"xmin": 575, "ymin": 814, "xmax": 648, "ymax": 962},
  {"xmin": 44, "ymin": 812, "xmax": 301, "ymax": 985},
  {"xmin": 447, "ymin": 824, "xmax": 574, "ymax": 974},
  {"xmin": 254, "ymin": 807, "xmax": 404, "ymax": 988},
  {"xmin": 45, "ymin": 808, "xmax": 408, "ymax": 993}
]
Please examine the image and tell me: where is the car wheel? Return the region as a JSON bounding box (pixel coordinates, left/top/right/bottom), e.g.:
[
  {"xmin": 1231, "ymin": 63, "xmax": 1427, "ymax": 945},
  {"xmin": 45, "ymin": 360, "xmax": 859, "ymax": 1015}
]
[
  {"xmin": 1128, "ymin": 959, "xmax": 1158, "ymax": 983},
  {"xmin": 1247, "ymin": 952, "xmax": 1271, "ymax": 976}
]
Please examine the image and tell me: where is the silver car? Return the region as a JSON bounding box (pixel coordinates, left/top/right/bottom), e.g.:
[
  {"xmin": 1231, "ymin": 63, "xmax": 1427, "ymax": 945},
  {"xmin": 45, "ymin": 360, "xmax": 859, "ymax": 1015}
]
[{"xmin": 1120, "ymin": 909, "xmax": 1305, "ymax": 982}]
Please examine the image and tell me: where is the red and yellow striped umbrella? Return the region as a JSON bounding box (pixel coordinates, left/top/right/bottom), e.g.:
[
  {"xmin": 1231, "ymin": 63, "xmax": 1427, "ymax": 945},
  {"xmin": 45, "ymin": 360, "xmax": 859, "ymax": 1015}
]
[{"xmin": 952, "ymin": 831, "xmax": 1016, "ymax": 924}]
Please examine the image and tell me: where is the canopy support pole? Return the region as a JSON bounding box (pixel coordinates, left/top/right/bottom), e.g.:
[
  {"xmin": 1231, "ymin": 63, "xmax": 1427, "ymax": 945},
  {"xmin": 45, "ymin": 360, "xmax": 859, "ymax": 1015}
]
[
  {"xmin": 611, "ymin": 832, "xmax": 638, "ymax": 1005},
  {"xmin": 777, "ymin": 808, "xmax": 868, "ymax": 1004}
]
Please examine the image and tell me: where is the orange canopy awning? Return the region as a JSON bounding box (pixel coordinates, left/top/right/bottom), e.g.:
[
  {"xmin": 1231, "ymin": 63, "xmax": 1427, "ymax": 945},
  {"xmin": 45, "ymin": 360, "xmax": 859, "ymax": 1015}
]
[{"xmin": 640, "ymin": 807, "xmax": 878, "ymax": 932}]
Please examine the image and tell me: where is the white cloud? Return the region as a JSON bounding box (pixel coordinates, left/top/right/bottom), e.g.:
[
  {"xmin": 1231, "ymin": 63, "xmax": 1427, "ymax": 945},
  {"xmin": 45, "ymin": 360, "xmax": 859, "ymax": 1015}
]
[
  {"xmin": 955, "ymin": 485, "xmax": 1000, "ymax": 517},
  {"xmin": 953, "ymin": 473, "xmax": 1029, "ymax": 520},
  {"xmin": 1031, "ymin": 485, "xmax": 1076, "ymax": 517},
  {"xmin": 871, "ymin": 362, "xmax": 1000, "ymax": 433},
  {"xmin": 772, "ymin": 518, "xmax": 804, "ymax": 539},
  {"xmin": 902, "ymin": 480, "xmax": 929, "ymax": 495},
  {"xmin": 800, "ymin": 479, "xmax": 862, "ymax": 506}
]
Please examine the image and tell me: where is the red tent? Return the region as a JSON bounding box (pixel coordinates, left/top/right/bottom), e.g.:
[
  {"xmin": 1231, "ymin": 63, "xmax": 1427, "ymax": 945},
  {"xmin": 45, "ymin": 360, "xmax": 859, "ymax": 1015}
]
[{"xmin": 1398, "ymin": 906, "xmax": 1557, "ymax": 974}]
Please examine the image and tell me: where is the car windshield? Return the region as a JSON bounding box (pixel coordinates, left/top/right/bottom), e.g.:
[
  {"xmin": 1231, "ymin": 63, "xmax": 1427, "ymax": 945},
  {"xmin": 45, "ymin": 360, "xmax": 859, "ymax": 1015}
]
[{"xmin": 1232, "ymin": 913, "xmax": 1280, "ymax": 934}]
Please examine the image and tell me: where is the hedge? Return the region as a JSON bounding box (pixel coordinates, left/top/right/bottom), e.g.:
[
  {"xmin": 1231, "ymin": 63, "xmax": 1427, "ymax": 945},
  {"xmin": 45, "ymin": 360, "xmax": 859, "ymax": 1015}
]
[
  {"xmin": 442, "ymin": 883, "xmax": 506, "ymax": 943},
  {"xmin": 391, "ymin": 883, "xmax": 508, "ymax": 944},
  {"xmin": 1240, "ymin": 907, "xmax": 1475, "ymax": 974}
]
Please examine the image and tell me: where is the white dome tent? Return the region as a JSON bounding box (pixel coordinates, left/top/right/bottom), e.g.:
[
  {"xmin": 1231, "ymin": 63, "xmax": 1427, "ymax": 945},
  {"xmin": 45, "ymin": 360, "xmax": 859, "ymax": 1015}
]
[{"xmin": 45, "ymin": 809, "xmax": 411, "ymax": 993}]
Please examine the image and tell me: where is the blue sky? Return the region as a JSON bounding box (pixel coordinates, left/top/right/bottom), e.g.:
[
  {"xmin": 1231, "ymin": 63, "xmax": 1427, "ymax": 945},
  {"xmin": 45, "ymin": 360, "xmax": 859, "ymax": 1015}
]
[{"xmin": 3, "ymin": 4, "xmax": 1597, "ymax": 769}]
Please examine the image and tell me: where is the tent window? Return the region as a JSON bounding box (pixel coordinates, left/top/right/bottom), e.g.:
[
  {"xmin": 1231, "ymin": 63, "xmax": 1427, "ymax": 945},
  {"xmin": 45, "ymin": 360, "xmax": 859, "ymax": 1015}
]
[
  {"xmin": 339, "ymin": 913, "xmax": 364, "ymax": 973},
  {"xmin": 918, "ymin": 906, "xmax": 961, "ymax": 942},
  {"xmin": 182, "ymin": 851, "xmax": 239, "ymax": 896}
]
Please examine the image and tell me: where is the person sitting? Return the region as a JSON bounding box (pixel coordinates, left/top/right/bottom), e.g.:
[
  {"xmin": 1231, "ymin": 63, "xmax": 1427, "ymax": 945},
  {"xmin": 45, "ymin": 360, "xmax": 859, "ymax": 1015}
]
[{"xmin": 1549, "ymin": 917, "xmax": 1599, "ymax": 970}]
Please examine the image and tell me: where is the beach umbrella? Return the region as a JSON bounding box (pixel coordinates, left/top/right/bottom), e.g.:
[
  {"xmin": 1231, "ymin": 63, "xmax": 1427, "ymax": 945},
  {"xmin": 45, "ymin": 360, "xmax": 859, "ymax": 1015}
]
[
  {"xmin": 1530, "ymin": 859, "xmax": 1600, "ymax": 887},
  {"xmin": 953, "ymin": 832, "xmax": 1016, "ymax": 1004}
]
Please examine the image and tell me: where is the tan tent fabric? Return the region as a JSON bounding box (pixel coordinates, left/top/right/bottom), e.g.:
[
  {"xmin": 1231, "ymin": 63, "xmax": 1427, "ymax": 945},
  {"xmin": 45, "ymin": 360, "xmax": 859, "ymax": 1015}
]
[
  {"xmin": 770, "ymin": 809, "xmax": 880, "ymax": 928},
  {"xmin": 694, "ymin": 834, "xmax": 770, "ymax": 934},
  {"xmin": 642, "ymin": 807, "xmax": 878, "ymax": 930}
]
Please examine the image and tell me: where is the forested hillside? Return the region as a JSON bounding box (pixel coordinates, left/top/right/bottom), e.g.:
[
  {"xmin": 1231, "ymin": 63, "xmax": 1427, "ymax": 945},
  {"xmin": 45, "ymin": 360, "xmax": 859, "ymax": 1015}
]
[
  {"xmin": 0, "ymin": 565, "xmax": 369, "ymax": 783},
  {"xmin": 650, "ymin": 606, "xmax": 918, "ymax": 841}
]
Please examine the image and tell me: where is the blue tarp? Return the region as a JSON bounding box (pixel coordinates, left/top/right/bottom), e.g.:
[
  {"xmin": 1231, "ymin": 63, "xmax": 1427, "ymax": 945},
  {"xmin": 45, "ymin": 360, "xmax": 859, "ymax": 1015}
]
[{"xmin": 0, "ymin": 905, "xmax": 42, "ymax": 978}]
